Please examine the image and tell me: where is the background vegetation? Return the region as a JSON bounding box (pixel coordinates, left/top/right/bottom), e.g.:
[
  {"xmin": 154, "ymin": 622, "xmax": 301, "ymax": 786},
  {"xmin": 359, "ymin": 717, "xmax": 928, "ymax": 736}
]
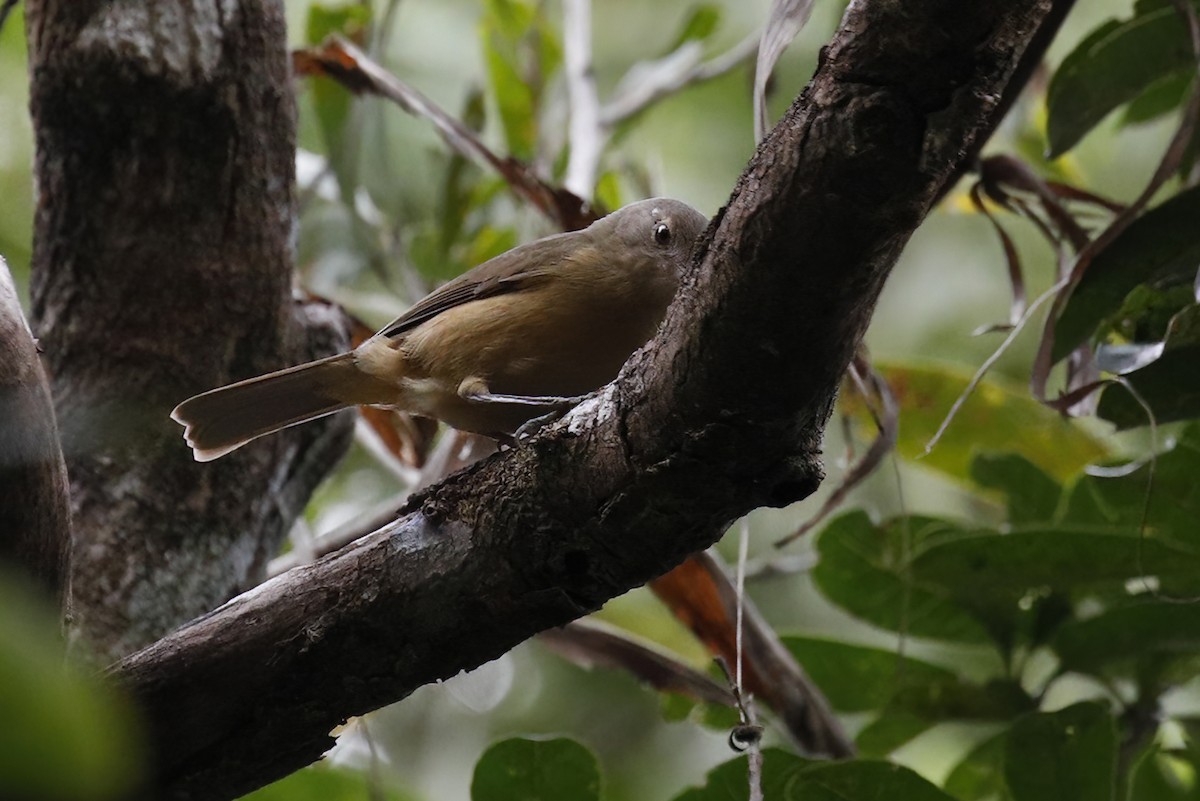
[{"xmin": 3, "ymin": 1, "xmax": 1199, "ymax": 800}]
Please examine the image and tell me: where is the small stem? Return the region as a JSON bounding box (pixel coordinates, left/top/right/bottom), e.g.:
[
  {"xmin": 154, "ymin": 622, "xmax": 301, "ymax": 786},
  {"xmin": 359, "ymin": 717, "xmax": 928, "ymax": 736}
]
[
  {"xmin": 1117, "ymin": 694, "xmax": 1161, "ymax": 800},
  {"xmin": 600, "ymin": 34, "xmax": 758, "ymax": 127},
  {"xmin": 563, "ymin": 0, "xmax": 602, "ymax": 199}
]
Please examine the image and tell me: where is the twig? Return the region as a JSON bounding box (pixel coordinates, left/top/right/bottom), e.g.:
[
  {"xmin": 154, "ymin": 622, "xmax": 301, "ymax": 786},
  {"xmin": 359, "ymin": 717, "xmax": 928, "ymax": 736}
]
[
  {"xmin": 1117, "ymin": 694, "xmax": 1162, "ymax": 795},
  {"xmin": 352, "ymin": 418, "xmax": 421, "ymax": 485},
  {"xmin": 265, "ymin": 431, "xmax": 496, "ymax": 578},
  {"xmin": 735, "ymin": 519, "xmax": 750, "ymax": 691},
  {"xmin": 656, "ymin": 551, "xmax": 854, "ymax": 757},
  {"xmin": 360, "ymin": 717, "xmax": 388, "ymax": 801},
  {"xmin": 539, "ymin": 619, "xmax": 737, "ymax": 707},
  {"xmin": 294, "ymin": 36, "xmax": 593, "ymax": 229},
  {"xmin": 754, "ymin": 0, "xmax": 815, "ymax": 142},
  {"xmin": 1105, "ymin": 377, "xmax": 1193, "ymax": 605},
  {"xmin": 716, "ymin": 656, "xmax": 765, "ymax": 801},
  {"xmin": 562, "ymin": 0, "xmax": 603, "ymax": 199},
  {"xmin": 266, "ymin": 490, "xmax": 410, "ymax": 578},
  {"xmin": 600, "ymin": 34, "xmax": 759, "ymax": 127},
  {"xmin": 924, "ymin": 274, "xmax": 1070, "ymax": 456}
]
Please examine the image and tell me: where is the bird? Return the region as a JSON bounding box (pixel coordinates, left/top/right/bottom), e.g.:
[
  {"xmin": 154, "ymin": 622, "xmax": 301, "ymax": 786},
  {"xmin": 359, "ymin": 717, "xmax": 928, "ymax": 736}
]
[{"xmin": 171, "ymin": 197, "xmax": 707, "ymax": 461}]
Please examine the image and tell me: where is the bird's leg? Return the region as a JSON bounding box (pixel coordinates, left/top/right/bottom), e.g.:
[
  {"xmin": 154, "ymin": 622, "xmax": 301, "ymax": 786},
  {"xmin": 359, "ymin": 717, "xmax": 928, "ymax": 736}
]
[
  {"xmin": 468, "ymin": 391, "xmax": 588, "ymax": 407},
  {"xmin": 457, "ymin": 377, "xmax": 588, "ymax": 410},
  {"xmin": 458, "ymin": 377, "xmax": 590, "ymax": 444}
]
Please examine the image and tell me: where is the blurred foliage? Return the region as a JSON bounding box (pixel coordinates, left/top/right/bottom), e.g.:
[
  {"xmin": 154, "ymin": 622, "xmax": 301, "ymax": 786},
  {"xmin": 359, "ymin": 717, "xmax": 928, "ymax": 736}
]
[
  {"xmin": 0, "ymin": 571, "xmax": 143, "ymax": 801},
  {"xmin": 471, "ymin": 737, "xmax": 602, "ymax": 801},
  {"xmin": 6, "ymin": 0, "xmax": 1200, "ymax": 800},
  {"xmin": 244, "ymin": 764, "xmax": 417, "ymax": 801},
  {"xmin": 0, "ymin": 2, "xmax": 34, "ymax": 296},
  {"xmin": 1045, "ymin": 0, "xmax": 1199, "ymax": 158},
  {"xmin": 1004, "ymin": 703, "xmax": 1117, "ymax": 801},
  {"xmin": 306, "ymin": 2, "xmax": 374, "ymax": 195},
  {"xmin": 480, "ymin": 0, "xmax": 562, "ymax": 163},
  {"xmin": 840, "ymin": 364, "xmax": 1108, "ymax": 482},
  {"xmin": 1053, "ymin": 185, "xmax": 1200, "ymax": 363},
  {"xmin": 673, "ymin": 749, "xmax": 955, "ymax": 801}
]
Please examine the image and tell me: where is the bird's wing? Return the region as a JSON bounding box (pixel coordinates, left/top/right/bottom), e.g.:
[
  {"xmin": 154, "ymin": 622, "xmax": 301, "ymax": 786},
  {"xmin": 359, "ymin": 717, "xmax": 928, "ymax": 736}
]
[{"xmin": 377, "ymin": 232, "xmax": 581, "ymax": 339}]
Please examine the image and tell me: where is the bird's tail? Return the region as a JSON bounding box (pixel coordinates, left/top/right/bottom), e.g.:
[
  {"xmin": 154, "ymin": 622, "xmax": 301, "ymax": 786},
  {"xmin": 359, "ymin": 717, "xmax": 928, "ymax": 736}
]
[{"xmin": 171, "ymin": 353, "xmax": 377, "ymax": 462}]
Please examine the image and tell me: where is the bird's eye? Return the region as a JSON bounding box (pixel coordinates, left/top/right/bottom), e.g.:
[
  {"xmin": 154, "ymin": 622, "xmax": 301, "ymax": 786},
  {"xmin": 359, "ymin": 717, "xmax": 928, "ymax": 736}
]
[{"xmin": 653, "ymin": 222, "xmax": 671, "ymax": 246}]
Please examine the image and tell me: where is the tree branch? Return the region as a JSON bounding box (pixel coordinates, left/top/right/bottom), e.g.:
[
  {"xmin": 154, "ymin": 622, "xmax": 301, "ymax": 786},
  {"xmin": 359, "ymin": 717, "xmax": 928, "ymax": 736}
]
[
  {"xmin": 562, "ymin": 0, "xmax": 603, "ymax": 198},
  {"xmin": 25, "ymin": 0, "xmax": 354, "ymax": 662},
  {"xmin": 109, "ymin": 2, "xmax": 1055, "ymax": 798},
  {"xmin": 600, "ymin": 33, "xmax": 759, "ymax": 128},
  {"xmin": 0, "ymin": 257, "xmax": 70, "ymax": 609}
]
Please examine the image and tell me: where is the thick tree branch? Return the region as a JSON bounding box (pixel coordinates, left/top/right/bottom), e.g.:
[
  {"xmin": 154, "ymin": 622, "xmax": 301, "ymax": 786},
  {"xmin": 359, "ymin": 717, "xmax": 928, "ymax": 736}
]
[
  {"xmin": 0, "ymin": 257, "xmax": 70, "ymax": 609},
  {"xmin": 25, "ymin": 0, "xmax": 354, "ymax": 663},
  {"xmin": 936, "ymin": 0, "xmax": 1076, "ymax": 201},
  {"xmin": 111, "ymin": 2, "xmax": 1054, "ymax": 798}
]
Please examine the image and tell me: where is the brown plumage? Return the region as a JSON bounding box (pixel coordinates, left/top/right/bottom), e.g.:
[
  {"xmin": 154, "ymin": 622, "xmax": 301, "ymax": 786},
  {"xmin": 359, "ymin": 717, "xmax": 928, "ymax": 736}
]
[{"xmin": 172, "ymin": 198, "xmax": 707, "ymax": 461}]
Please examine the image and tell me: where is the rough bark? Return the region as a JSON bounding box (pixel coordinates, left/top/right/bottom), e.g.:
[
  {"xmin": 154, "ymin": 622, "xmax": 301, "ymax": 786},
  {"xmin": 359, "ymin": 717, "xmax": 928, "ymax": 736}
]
[
  {"xmin": 25, "ymin": 0, "xmax": 354, "ymax": 663},
  {"xmin": 111, "ymin": 2, "xmax": 1055, "ymax": 798},
  {"xmin": 0, "ymin": 257, "xmax": 71, "ymax": 609}
]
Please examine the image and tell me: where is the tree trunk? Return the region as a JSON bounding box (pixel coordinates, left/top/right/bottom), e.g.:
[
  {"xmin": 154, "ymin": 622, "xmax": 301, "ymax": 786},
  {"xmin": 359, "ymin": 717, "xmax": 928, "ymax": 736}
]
[{"xmin": 25, "ymin": 0, "xmax": 354, "ymax": 663}]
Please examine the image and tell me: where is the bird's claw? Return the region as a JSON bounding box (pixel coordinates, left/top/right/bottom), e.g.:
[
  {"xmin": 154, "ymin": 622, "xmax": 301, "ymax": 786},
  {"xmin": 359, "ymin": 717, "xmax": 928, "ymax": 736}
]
[{"xmin": 514, "ymin": 408, "xmax": 568, "ymax": 445}]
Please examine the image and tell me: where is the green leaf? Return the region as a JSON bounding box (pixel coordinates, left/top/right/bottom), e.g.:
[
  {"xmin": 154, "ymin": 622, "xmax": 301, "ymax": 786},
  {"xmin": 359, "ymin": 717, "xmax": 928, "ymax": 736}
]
[
  {"xmin": 433, "ymin": 89, "xmax": 488, "ymax": 261},
  {"xmin": 1103, "ymin": 283, "xmax": 1196, "ymax": 348},
  {"xmin": 305, "ymin": 3, "xmax": 372, "ymax": 44},
  {"xmin": 672, "ymin": 748, "xmax": 810, "ymax": 801},
  {"xmin": 466, "ymin": 225, "xmax": 519, "ymax": 269},
  {"xmin": 594, "ymin": 171, "xmax": 623, "ymax": 213},
  {"xmin": 1060, "ymin": 424, "xmax": 1200, "ymax": 551},
  {"xmin": 793, "ymin": 760, "xmax": 959, "ymax": 801},
  {"xmin": 243, "ymin": 764, "xmax": 415, "ymax": 801},
  {"xmin": 699, "ymin": 702, "xmax": 743, "ymax": 732},
  {"xmin": 1130, "ymin": 748, "xmax": 1200, "ymax": 801},
  {"xmin": 970, "ymin": 453, "xmax": 1063, "ymax": 525},
  {"xmin": 1059, "ymin": 473, "xmax": 1124, "ymax": 527},
  {"xmin": 480, "ymin": 0, "xmax": 560, "ymax": 161},
  {"xmin": 471, "ymin": 737, "xmax": 601, "ymax": 801},
  {"xmin": 1099, "ymin": 305, "xmax": 1200, "ymax": 428},
  {"xmin": 912, "ymin": 530, "xmax": 1200, "ymax": 596},
  {"xmin": 944, "ymin": 731, "xmax": 1012, "ymax": 801},
  {"xmin": 783, "ymin": 636, "xmax": 958, "ymax": 712},
  {"xmin": 1052, "ymin": 601, "xmax": 1200, "ymax": 675},
  {"xmin": 305, "ymin": 4, "xmax": 373, "ymax": 163},
  {"xmin": 783, "ymin": 636, "xmax": 1032, "ymax": 721},
  {"xmin": 660, "ymin": 691, "xmax": 699, "ymax": 722},
  {"xmin": 1122, "ymin": 70, "xmax": 1194, "ymax": 126},
  {"xmin": 1128, "ymin": 727, "xmax": 1200, "ymax": 801},
  {"xmin": 842, "ymin": 365, "xmax": 1107, "ymax": 483},
  {"xmin": 812, "ymin": 512, "xmax": 994, "ymax": 645},
  {"xmin": 854, "ymin": 713, "xmax": 933, "ymax": 757},
  {"xmin": 1046, "ymin": 1, "xmax": 1198, "ymax": 157},
  {"xmin": 667, "ymin": 5, "xmax": 722, "ymax": 53},
  {"xmin": 409, "ymin": 223, "xmax": 465, "ymax": 282},
  {"xmin": 907, "ymin": 527, "xmax": 1200, "ymax": 649},
  {"xmin": 0, "ymin": 573, "xmax": 142, "ymax": 800},
  {"xmin": 1053, "ymin": 186, "xmax": 1200, "ymax": 364},
  {"xmin": 304, "ymin": 2, "xmax": 369, "ymax": 44},
  {"xmin": 483, "ymin": 35, "xmax": 537, "ymax": 160},
  {"xmin": 1004, "ymin": 702, "xmax": 1117, "ymax": 801},
  {"xmin": 673, "ymin": 751, "xmax": 955, "ymax": 801}
]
